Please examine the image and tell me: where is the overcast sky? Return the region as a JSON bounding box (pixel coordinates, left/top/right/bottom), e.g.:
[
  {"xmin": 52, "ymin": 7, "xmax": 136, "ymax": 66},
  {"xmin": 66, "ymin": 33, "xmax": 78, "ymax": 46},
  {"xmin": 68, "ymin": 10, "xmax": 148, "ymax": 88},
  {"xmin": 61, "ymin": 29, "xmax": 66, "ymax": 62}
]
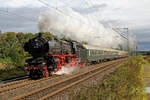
[{"xmin": 0, "ymin": 0, "xmax": 150, "ymax": 51}]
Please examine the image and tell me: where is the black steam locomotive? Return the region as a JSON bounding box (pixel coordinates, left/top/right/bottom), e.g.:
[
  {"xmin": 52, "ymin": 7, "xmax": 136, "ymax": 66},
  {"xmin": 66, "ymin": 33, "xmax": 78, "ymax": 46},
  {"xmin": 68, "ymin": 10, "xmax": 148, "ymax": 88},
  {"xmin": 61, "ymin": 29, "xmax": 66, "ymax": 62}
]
[
  {"xmin": 24, "ymin": 33, "xmax": 86, "ymax": 79},
  {"xmin": 24, "ymin": 33, "xmax": 127, "ymax": 79}
]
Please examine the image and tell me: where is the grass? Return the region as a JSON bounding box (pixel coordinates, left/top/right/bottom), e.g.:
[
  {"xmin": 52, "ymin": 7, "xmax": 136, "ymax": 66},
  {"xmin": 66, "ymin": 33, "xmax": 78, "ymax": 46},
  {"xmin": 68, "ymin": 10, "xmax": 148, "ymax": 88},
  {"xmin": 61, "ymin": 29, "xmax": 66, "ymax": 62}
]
[
  {"xmin": 143, "ymin": 56, "xmax": 150, "ymax": 64},
  {"xmin": 0, "ymin": 58, "xmax": 27, "ymax": 81},
  {"xmin": 0, "ymin": 58, "xmax": 12, "ymax": 63},
  {"xmin": 70, "ymin": 56, "xmax": 148, "ymax": 100},
  {"xmin": 0, "ymin": 67, "xmax": 27, "ymax": 81},
  {"xmin": 0, "ymin": 58, "xmax": 14, "ymax": 70}
]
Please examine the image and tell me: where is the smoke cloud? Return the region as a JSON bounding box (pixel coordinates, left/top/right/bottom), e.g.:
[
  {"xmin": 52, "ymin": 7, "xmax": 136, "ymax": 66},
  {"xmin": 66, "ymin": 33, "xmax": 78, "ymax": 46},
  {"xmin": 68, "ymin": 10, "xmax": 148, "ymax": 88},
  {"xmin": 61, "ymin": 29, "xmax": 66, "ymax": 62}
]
[
  {"xmin": 54, "ymin": 65, "xmax": 79, "ymax": 75},
  {"xmin": 38, "ymin": 7, "xmax": 135, "ymax": 50}
]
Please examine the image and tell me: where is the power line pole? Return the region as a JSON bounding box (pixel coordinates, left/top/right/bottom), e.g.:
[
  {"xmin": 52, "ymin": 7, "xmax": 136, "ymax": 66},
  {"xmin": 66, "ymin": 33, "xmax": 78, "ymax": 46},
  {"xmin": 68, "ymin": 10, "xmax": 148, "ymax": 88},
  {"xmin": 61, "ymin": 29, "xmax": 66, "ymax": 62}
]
[
  {"xmin": 125, "ymin": 28, "xmax": 130, "ymax": 55},
  {"xmin": 122, "ymin": 28, "xmax": 129, "ymax": 53}
]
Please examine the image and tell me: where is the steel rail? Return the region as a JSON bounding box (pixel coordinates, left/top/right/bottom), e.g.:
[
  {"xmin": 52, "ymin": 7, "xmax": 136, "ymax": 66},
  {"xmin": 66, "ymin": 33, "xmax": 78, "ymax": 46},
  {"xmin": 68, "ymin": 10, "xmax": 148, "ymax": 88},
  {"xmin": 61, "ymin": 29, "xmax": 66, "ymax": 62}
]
[
  {"xmin": 0, "ymin": 75, "xmax": 59, "ymax": 94},
  {"xmin": 0, "ymin": 79, "xmax": 29, "ymax": 88}
]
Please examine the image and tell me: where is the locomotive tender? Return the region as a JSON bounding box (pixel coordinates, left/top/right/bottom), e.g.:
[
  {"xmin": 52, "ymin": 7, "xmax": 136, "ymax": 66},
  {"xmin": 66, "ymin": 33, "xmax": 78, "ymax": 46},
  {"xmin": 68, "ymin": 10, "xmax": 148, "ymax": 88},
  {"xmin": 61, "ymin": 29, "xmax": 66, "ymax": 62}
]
[{"xmin": 24, "ymin": 33, "xmax": 127, "ymax": 79}]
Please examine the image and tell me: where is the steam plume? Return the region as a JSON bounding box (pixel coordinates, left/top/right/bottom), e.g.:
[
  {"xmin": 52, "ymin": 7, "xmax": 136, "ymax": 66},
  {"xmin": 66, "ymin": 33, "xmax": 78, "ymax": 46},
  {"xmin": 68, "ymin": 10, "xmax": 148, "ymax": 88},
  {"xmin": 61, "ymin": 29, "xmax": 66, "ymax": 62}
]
[{"xmin": 38, "ymin": 7, "xmax": 136, "ymax": 50}]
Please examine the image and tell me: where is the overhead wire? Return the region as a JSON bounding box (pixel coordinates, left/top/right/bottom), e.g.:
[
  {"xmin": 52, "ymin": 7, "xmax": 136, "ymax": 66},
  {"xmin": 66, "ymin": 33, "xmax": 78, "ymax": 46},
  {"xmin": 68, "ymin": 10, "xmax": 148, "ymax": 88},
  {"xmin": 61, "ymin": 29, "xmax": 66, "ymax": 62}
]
[
  {"xmin": 112, "ymin": 28, "xmax": 128, "ymax": 40},
  {"xmin": 84, "ymin": 0, "xmax": 128, "ymax": 40},
  {"xmin": 38, "ymin": 0, "xmax": 129, "ymax": 41},
  {"xmin": 87, "ymin": 0, "xmax": 128, "ymax": 40},
  {"xmin": 39, "ymin": 0, "xmax": 137, "ymax": 52},
  {"xmin": 37, "ymin": 0, "xmax": 96, "ymax": 28}
]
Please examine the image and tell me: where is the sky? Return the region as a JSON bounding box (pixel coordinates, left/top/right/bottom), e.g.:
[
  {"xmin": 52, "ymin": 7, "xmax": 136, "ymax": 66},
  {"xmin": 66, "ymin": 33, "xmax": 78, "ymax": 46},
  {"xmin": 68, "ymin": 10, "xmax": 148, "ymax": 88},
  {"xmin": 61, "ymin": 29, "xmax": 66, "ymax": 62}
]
[{"xmin": 0, "ymin": 0, "xmax": 150, "ymax": 51}]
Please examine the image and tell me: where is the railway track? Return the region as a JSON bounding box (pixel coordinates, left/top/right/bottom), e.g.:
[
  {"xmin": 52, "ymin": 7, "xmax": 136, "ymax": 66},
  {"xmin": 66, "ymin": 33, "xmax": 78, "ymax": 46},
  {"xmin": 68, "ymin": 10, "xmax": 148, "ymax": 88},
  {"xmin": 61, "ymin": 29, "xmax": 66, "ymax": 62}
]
[
  {"xmin": 0, "ymin": 75, "xmax": 60, "ymax": 94},
  {"xmin": 0, "ymin": 78, "xmax": 29, "ymax": 89},
  {"xmin": 0, "ymin": 75, "xmax": 29, "ymax": 87},
  {"xmin": 11, "ymin": 58, "xmax": 125, "ymax": 100}
]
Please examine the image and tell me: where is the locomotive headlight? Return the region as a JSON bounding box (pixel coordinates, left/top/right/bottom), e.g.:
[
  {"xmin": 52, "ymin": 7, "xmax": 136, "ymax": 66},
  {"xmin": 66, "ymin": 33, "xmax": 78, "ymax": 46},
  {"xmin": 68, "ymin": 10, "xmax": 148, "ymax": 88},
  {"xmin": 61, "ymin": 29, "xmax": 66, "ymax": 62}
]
[{"xmin": 42, "ymin": 62, "xmax": 46, "ymax": 65}]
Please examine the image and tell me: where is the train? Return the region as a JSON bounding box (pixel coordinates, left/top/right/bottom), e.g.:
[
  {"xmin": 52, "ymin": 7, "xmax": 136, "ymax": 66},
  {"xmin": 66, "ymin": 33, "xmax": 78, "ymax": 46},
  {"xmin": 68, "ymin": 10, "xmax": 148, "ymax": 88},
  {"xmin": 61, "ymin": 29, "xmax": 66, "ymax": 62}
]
[{"xmin": 24, "ymin": 33, "xmax": 128, "ymax": 79}]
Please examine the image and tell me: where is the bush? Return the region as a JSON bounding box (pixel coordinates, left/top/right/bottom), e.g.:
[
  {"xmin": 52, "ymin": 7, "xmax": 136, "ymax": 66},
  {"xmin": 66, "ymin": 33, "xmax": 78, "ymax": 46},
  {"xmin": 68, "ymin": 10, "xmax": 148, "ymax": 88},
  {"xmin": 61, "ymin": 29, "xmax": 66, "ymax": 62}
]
[
  {"xmin": 0, "ymin": 58, "xmax": 12, "ymax": 63},
  {"xmin": 9, "ymin": 49, "xmax": 25, "ymax": 67},
  {"xmin": 71, "ymin": 57, "xmax": 147, "ymax": 100}
]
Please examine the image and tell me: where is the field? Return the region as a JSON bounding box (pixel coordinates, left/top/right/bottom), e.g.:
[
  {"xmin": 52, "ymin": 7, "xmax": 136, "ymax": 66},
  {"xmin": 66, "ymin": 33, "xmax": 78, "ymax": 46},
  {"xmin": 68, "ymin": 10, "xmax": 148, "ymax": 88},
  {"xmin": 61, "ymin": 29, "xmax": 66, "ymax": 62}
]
[{"xmin": 70, "ymin": 56, "xmax": 148, "ymax": 100}]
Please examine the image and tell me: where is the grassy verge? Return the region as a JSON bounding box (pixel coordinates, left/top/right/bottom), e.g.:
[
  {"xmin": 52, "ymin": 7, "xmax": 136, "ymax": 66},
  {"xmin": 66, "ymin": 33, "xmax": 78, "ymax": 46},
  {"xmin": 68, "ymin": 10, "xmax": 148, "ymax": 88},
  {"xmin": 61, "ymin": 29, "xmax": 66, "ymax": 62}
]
[
  {"xmin": 143, "ymin": 56, "xmax": 150, "ymax": 64},
  {"xmin": 0, "ymin": 67, "xmax": 27, "ymax": 81},
  {"xmin": 0, "ymin": 58, "xmax": 12, "ymax": 63},
  {"xmin": 71, "ymin": 56, "xmax": 148, "ymax": 100},
  {"xmin": 0, "ymin": 58, "xmax": 27, "ymax": 81},
  {"xmin": 0, "ymin": 58, "xmax": 15, "ymax": 70}
]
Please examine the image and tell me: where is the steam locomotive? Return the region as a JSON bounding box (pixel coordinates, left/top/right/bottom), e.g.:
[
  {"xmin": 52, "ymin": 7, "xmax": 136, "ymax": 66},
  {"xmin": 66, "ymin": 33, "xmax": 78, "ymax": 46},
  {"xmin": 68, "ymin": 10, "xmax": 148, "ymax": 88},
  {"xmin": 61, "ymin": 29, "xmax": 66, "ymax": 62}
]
[{"xmin": 24, "ymin": 33, "xmax": 127, "ymax": 79}]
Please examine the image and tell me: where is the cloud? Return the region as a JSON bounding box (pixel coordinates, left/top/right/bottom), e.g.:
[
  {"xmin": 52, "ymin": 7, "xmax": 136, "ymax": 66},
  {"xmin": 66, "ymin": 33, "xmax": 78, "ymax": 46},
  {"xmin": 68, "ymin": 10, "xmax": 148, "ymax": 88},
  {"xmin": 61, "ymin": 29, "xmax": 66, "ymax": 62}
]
[
  {"xmin": 138, "ymin": 41, "xmax": 150, "ymax": 51},
  {"xmin": 73, "ymin": 4, "xmax": 107, "ymax": 14},
  {"xmin": 0, "ymin": 0, "xmax": 42, "ymax": 8},
  {"xmin": 0, "ymin": 7, "xmax": 46, "ymax": 32},
  {"xmin": 132, "ymin": 28, "xmax": 150, "ymax": 42}
]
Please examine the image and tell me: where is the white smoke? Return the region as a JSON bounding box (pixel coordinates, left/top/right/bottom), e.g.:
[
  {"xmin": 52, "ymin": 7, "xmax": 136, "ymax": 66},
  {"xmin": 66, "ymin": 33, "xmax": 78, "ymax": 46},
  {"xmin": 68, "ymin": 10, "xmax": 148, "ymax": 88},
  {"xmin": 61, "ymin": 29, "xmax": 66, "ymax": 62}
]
[
  {"xmin": 38, "ymin": 6, "xmax": 137, "ymax": 52},
  {"xmin": 38, "ymin": 7, "xmax": 126, "ymax": 49},
  {"xmin": 54, "ymin": 65, "xmax": 79, "ymax": 75}
]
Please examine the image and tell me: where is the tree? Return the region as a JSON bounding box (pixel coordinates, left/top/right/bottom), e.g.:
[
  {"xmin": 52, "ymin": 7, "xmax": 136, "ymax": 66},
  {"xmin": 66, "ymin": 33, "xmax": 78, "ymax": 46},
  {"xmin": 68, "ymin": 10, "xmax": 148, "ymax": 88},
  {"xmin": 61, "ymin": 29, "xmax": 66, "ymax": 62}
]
[
  {"xmin": 24, "ymin": 32, "xmax": 34, "ymax": 42},
  {"xmin": 0, "ymin": 33, "xmax": 10, "ymax": 58},
  {"xmin": 0, "ymin": 32, "xmax": 25, "ymax": 67},
  {"xmin": 147, "ymin": 50, "xmax": 150, "ymax": 55},
  {"xmin": 16, "ymin": 32, "xmax": 25, "ymax": 44},
  {"xmin": 43, "ymin": 32, "xmax": 52, "ymax": 38}
]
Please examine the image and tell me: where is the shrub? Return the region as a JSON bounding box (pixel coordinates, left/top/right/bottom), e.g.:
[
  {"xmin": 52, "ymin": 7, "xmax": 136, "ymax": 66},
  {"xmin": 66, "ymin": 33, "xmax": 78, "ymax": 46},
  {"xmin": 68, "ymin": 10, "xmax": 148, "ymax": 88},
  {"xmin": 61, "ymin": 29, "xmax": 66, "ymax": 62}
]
[{"xmin": 71, "ymin": 57, "xmax": 147, "ymax": 100}]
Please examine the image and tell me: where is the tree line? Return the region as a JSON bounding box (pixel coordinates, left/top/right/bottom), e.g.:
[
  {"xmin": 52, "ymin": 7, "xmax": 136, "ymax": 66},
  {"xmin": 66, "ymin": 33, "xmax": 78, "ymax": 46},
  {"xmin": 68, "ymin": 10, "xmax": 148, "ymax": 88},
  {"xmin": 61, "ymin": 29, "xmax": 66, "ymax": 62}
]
[{"xmin": 0, "ymin": 32, "xmax": 57, "ymax": 68}]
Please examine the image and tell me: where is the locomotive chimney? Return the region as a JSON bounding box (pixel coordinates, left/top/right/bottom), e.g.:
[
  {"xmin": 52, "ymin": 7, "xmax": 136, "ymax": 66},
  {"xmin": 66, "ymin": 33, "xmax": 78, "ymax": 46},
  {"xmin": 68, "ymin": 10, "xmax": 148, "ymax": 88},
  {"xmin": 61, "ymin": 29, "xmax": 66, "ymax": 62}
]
[{"xmin": 38, "ymin": 32, "xmax": 43, "ymax": 37}]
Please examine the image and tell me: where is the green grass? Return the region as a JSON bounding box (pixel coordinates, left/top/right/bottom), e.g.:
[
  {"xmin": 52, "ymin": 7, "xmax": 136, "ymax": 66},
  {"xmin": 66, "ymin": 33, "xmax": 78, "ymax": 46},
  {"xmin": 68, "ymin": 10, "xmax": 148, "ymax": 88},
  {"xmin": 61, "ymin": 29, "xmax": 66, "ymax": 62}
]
[
  {"xmin": 0, "ymin": 67, "xmax": 27, "ymax": 81},
  {"xmin": 70, "ymin": 56, "xmax": 148, "ymax": 100},
  {"xmin": 0, "ymin": 58, "xmax": 27, "ymax": 81},
  {"xmin": 0, "ymin": 58, "xmax": 12, "ymax": 63},
  {"xmin": 0, "ymin": 58, "xmax": 15, "ymax": 70}
]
